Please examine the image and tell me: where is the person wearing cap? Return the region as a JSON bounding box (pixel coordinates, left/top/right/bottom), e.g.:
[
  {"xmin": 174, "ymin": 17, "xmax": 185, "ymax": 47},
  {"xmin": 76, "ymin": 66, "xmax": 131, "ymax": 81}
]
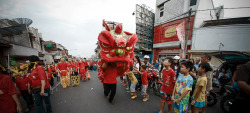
[
  {"xmin": 0, "ymin": 64, "xmax": 22, "ymax": 113},
  {"xmin": 173, "ymin": 55, "xmax": 181, "ymax": 77},
  {"xmin": 28, "ymin": 55, "xmax": 52, "ymax": 113},
  {"xmin": 57, "ymin": 57, "xmax": 70, "ymax": 88}
]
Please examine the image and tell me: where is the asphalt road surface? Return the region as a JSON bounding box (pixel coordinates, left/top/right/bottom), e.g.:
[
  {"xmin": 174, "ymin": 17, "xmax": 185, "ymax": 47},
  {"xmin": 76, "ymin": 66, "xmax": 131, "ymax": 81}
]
[{"xmin": 20, "ymin": 70, "xmax": 224, "ymax": 113}]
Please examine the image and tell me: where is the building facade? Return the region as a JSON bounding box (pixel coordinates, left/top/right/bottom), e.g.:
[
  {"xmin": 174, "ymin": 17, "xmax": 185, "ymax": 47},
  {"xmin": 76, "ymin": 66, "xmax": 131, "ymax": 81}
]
[
  {"xmin": 153, "ymin": 0, "xmax": 217, "ymax": 62},
  {"xmin": 0, "ymin": 18, "xmax": 45, "ymax": 66}
]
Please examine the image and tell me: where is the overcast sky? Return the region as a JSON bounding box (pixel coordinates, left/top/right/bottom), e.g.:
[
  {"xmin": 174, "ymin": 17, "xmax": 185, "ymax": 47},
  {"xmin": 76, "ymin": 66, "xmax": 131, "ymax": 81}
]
[{"xmin": 0, "ymin": 0, "xmax": 250, "ymax": 58}]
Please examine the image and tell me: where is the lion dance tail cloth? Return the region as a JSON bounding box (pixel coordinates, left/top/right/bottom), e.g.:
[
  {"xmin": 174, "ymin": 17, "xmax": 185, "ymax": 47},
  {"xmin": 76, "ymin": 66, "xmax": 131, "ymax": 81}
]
[{"xmin": 97, "ymin": 19, "xmax": 138, "ymax": 83}]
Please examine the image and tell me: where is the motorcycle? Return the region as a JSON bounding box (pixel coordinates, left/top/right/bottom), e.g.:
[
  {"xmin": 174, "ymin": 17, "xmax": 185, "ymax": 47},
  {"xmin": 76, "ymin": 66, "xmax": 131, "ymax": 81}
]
[
  {"xmin": 207, "ymin": 78, "xmax": 220, "ymax": 106},
  {"xmin": 147, "ymin": 68, "xmax": 162, "ymax": 96},
  {"xmin": 220, "ymin": 85, "xmax": 239, "ymax": 113}
]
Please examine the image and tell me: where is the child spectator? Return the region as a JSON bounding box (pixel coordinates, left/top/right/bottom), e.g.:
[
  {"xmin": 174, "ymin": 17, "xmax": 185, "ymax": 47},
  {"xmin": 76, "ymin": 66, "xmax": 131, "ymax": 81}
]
[
  {"xmin": 172, "ymin": 61, "xmax": 194, "ymax": 113},
  {"xmin": 159, "ymin": 57, "xmax": 176, "ymax": 113},
  {"xmin": 126, "ymin": 66, "xmax": 138, "ymax": 100},
  {"xmin": 16, "ymin": 70, "xmax": 34, "ymax": 112},
  {"xmin": 135, "ymin": 65, "xmax": 149, "ymax": 102},
  {"xmin": 191, "ymin": 63, "xmax": 212, "ymax": 113}
]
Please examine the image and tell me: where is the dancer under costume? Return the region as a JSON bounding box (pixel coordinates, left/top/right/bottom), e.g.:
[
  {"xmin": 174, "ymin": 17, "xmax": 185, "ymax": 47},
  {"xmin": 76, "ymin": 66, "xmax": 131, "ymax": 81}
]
[{"xmin": 97, "ymin": 20, "xmax": 138, "ymax": 104}]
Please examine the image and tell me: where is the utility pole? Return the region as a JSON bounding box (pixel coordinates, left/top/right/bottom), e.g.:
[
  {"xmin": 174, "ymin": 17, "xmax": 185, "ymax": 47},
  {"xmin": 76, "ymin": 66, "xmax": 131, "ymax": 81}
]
[{"xmin": 184, "ymin": 8, "xmax": 192, "ymax": 59}]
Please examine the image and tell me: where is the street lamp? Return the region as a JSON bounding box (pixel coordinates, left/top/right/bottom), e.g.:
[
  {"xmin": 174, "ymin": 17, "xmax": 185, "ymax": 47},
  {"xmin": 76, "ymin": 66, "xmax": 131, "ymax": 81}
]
[{"xmin": 132, "ymin": 11, "xmax": 135, "ymax": 15}]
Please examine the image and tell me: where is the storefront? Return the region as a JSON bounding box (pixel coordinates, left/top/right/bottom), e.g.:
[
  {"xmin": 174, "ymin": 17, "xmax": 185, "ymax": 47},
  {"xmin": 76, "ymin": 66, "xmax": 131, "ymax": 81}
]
[{"xmin": 153, "ymin": 16, "xmax": 195, "ymax": 62}]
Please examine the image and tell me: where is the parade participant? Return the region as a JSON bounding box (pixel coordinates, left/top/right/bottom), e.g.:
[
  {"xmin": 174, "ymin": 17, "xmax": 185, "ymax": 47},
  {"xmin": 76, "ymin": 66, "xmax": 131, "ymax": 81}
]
[
  {"xmin": 16, "ymin": 69, "xmax": 34, "ymax": 112},
  {"xmin": 71, "ymin": 58, "xmax": 80, "ymax": 86},
  {"xmin": 79, "ymin": 58, "xmax": 86, "ymax": 81},
  {"xmin": 172, "ymin": 61, "xmax": 193, "ymax": 113},
  {"xmin": 92, "ymin": 60, "xmax": 96, "ymax": 71},
  {"xmin": 159, "ymin": 57, "xmax": 176, "ymax": 113},
  {"xmin": 47, "ymin": 65, "xmax": 54, "ymax": 94},
  {"xmin": 83, "ymin": 58, "xmax": 91, "ymax": 80},
  {"xmin": 51, "ymin": 62, "xmax": 59, "ymax": 81},
  {"xmin": 67, "ymin": 59, "xmax": 73, "ymax": 85},
  {"xmin": 0, "ymin": 64, "xmax": 22, "ymax": 113},
  {"xmin": 97, "ymin": 20, "xmax": 138, "ymax": 103},
  {"xmin": 191, "ymin": 63, "xmax": 211, "ymax": 113},
  {"xmin": 102, "ymin": 62, "xmax": 118, "ymax": 104},
  {"xmin": 134, "ymin": 65, "xmax": 149, "ymax": 102},
  {"xmin": 28, "ymin": 55, "xmax": 52, "ymax": 113},
  {"xmin": 57, "ymin": 57, "xmax": 70, "ymax": 88}
]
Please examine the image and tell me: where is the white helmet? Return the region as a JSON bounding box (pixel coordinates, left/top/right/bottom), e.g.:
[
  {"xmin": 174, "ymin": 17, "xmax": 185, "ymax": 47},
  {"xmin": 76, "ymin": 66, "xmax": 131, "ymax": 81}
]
[
  {"xmin": 173, "ymin": 55, "xmax": 180, "ymax": 60},
  {"xmin": 144, "ymin": 55, "xmax": 150, "ymax": 59}
]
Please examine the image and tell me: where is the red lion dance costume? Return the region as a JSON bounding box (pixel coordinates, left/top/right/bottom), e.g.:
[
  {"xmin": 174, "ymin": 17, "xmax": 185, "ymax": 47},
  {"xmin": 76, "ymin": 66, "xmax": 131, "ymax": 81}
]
[{"xmin": 98, "ymin": 20, "xmax": 138, "ymax": 83}]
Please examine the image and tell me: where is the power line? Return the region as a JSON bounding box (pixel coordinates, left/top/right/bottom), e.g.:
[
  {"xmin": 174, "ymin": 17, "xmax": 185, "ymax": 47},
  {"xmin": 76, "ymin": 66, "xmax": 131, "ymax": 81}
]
[{"xmin": 194, "ymin": 7, "xmax": 250, "ymax": 12}]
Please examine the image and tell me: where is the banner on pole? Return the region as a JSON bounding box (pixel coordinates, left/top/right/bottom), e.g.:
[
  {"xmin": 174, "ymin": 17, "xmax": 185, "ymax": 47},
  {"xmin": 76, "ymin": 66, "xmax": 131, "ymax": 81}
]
[
  {"xmin": 9, "ymin": 55, "xmax": 18, "ymax": 67},
  {"xmin": 176, "ymin": 21, "xmax": 186, "ymax": 58}
]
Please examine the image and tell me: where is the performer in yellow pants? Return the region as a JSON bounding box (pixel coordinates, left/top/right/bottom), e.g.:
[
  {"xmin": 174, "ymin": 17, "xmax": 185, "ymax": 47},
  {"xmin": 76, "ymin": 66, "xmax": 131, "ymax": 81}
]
[
  {"xmin": 60, "ymin": 76, "xmax": 67, "ymax": 88},
  {"xmin": 57, "ymin": 58, "xmax": 70, "ymax": 88},
  {"xmin": 71, "ymin": 72, "xmax": 79, "ymax": 86}
]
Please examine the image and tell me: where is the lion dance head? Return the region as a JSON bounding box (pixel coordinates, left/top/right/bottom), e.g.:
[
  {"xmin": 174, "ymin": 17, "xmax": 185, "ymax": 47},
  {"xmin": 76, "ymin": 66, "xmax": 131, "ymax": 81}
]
[{"xmin": 98, "ymin": 20, "xmax": 138, "ymax": 83}]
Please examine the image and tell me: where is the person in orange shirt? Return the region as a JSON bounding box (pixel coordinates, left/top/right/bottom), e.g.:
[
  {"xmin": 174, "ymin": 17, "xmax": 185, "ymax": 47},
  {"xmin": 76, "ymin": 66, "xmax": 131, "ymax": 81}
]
[
  {"xmin": 79, "ymin": 58, "xmax": 86, "ymax": 81},
  {"xmin": 57, "ymin": 58, "xmax": 70, "ymax": 88},
  {"xmin": 71, "ymin": 58, "xmax": 80, "ymax": 86}
]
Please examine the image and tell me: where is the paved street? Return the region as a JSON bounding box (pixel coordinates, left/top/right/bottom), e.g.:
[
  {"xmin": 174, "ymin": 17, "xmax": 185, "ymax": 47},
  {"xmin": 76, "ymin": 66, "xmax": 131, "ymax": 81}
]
[{"xmin": 21, "ymin": 71, "xmax": 223, "ymax": 113}]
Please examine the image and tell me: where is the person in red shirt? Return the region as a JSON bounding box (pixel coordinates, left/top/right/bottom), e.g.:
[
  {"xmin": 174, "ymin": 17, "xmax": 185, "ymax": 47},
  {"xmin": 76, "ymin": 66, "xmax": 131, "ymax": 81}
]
[
  {"xmin": 83, "ymin": 58, "xmax": 91, "ymax": 80},
  {"xmin": 57, "ymin": 58, "xmax": 70, "ymax": 88},
  {"xmin": 79, "ymin": 58, "xmax": 86, "ymax": 81},
  {"xmin": 0, "ymin": 65, "xmax": 22, "ymax": 113},
  {"xmin": 159, "ymin": 57, "xmax": 176, "ymax": 113},
  {"xmin": 27, "ymin": 55, "xmax": 52, "ymax": 113},
  {"xmin": 51, "ymin": 62, "xmax": 59, "ymax": 81},
  {"xmin": 71, "ymin": 58, "xmax": 80, "ymax": 86},
  {"xmin": 135, "ymin": 65, "xmax": 149, "ymax": 102},
  {"xmin": 47, "ymin": 65, "xmax": 54, "ymax": 87},
  {"xmin": 16, "ymin": 69, "xmax": 34, "ymax": 112},
  {"xmin": 47, "ymin": 65, "xmax": 54, "ymax": 94},
  {"xmin": 92, "ymin": 61, "xmax": 96, "ymax": 71},
  {"xmin": 102, "ymin": 62, "xmax": 118, "ymax": 104}
]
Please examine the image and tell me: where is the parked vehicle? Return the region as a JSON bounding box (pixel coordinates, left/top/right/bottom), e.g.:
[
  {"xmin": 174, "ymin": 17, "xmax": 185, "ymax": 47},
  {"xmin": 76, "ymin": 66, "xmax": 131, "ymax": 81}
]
[
  {"xmin": 147, "ymin": 68, "xmax": 162, "ymax": 96},
  {"xmin": 207, "ymin": 79, "xmax": 220, "ymax": 106},
  {"xmin": 220, "ymin": 85, "xmax": 239, "ymax": 113},
  {"xmin": 206, "ymin": 51, "xmax": 250, "ymax": 106}
]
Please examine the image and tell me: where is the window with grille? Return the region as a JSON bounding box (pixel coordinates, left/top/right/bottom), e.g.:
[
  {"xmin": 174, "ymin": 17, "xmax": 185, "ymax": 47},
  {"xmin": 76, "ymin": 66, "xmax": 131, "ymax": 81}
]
[
  {"xmin": 160, "ymin": 7, "xmax": 164, "ymax": 17},
  {"xmin": 190, "ymin": 0, "xmax": 197, "ymax": 6}
]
